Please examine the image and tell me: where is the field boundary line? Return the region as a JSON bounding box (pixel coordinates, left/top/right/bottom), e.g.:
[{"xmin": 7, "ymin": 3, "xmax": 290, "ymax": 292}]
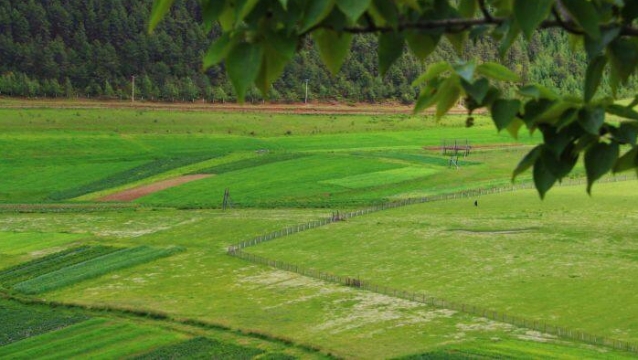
[
  {"xmin": 0, "ymin": 203, "xmax": 139, "ymax": 213},
  {"xmin": 227, "ymin": 174, "xmax": 634, "ymax": 252},
  {"xmin": 226, "ymin": 174, "xmax": 637, "ymax": 354}
]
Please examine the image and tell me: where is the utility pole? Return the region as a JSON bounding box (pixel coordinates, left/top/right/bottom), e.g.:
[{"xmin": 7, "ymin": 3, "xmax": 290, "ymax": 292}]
[
  {"xmin": 304, "ymin": 78, "xmax": 309, "ymax": 104},
  {"xmin": 131, "ymin": 75, "xmax": 136, "ymax": 102}
]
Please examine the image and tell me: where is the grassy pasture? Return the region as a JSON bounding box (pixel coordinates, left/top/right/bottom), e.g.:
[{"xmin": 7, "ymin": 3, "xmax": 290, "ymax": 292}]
[
  {"xmin": 1, "ymin": 104, "xmax": 634, "ymax": 358},
  {"xmin": 249, "ymin": 181, "xmax": 638, "ymax": 343},
  {"xmin": 0, "ymin": 207, "xmax": 628, "ymax": 358}
]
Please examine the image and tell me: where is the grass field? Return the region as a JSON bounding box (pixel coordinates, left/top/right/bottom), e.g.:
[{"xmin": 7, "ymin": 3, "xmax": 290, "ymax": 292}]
[
  {"xmin": 0, "ymin": 103, "xmax": 636, "ymax": 359},
  {"xmin": 249, "ymin": 181, "xmax": 638, "ymax": 342}
]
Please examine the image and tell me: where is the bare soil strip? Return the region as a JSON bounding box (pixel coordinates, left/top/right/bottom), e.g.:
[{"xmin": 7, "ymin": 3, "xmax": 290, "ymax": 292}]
[
  {"xmin": 0, "ymin": 97, "xmax": 478, "ymax": 115},
  {"xmin": 98, "ymin": 174, "xmax": 211, "ymax": 202}
]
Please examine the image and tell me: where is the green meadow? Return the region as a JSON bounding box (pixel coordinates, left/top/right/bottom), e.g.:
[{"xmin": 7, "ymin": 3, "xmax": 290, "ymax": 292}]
[{"xmin": 0, "ymin": 105, "xmax": 636, "ymax": 359}]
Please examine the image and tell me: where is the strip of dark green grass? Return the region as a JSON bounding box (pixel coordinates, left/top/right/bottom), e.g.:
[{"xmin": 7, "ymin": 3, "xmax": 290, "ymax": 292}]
[
  {"xmin": 0, "ymin": 245, "xmax": 120, "ymax": 287},
  {"xmin": 0, "ymin": 298, "xmax": 89, "ymax": 346},
  {"xmin": 13, "ymin": 246, "xmax": 185, "ymax": 294},
  {"xmin": 133, "ymin": 336, "xmax": 264, "ymax": 360},
  {"xmin": 49, "ymin": 154, "xmax": 221, "ymax": 201},
  {"xmin": 195, "ymin": 152, "xmax": 307, "ymax": 175}
]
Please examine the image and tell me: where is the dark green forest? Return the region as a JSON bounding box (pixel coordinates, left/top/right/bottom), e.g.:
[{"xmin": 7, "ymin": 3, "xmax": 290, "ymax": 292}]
[{"xmin": 0, "ymin": 0, "xmax": 634, "ymax": 103}]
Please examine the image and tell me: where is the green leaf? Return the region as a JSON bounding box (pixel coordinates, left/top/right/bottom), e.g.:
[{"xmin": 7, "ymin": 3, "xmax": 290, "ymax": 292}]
[
  {"xmin": 606, "ymin": 104, "xmax": 638, "ymax": 121},
  {"xmin": 336, "ymin": 0, "xmax": 371, "ymax": 21},
  {"xmin": 461, "ymin": 78, "xmax": 489, "ymax": 104},
  {"xmin": 585, "ymin": 141, "xmax": 619, "ymax": 194},
  {"xmin": 584, "ymin": 55, "xmax": 607, "ymax": 103},
  {"xmin": 255, "ymin": 33, "xmax": 297, "ymax": 95},
  {"xmin": 541, "ymin": 144, "xmax": 578, "ymax": 179},
  {"xmin": 616, "ymin": 122, "xmax": 638, "ymax": 145},
  {"xmin": 513, "ymin": 145, "xmax": 542, "ymax": 180},
  {"xmin": 149, "ymin": 0, "xmax": 175, "ymax": 33},
  {"xmin": 608, "ymin": 38, "xmax": 638, "ymax": 85},
  {"xmin": 412, "ymin": 62, "xmax": 452, "ymax": 87},
  {"xmin": 533, "ymin": 155, "xmax": 558, "ymax": 199},
  {"xmin": 413, "ymin": 83, "xmax": 439, "ymax": 114},
  {"xmin": 561, "ymin": 0, "xmax": 601, "ymax": 39},
  {"xmin": 236, "ymin": 0, "xmax": 260, "ymax": 21},
  {"xmin": 435, "ymin": 76, "xmax": 461, "ymax": 120},
  {"xmin": 453, "ymin": 61, "xmax": 476, "ymax": 82},
  {"xmin": 613, "ymin": 147, "xmax": 638, "ymax": 173},
  {"xmin": 201, "ymin": 0, "xmax": 227, "ymax": 32},
  {"xmin": 513, "ymin": 0, "xmax": 553, "ymax": 40},
  {"xmin": 406, "ymin": 32, "xmax": 439, "ymax": 61},
  {"xmin": 476, "ymin": 62, "xmax": 520, "ymax": 82},
  {"xmin": 378, "ymin": 32, "xmax": 405, "ymax": 77},
  {"xmin": 497, "ymin": 20, "xmax": 521, "ymax": 58},
  {"xmin": 578, "ymin": 106, "xmax": 605, "ymax": 135},
  {"xmin": 506, "ymin": 118, "xmax": 525, "ymax": 139},
  {"xmin": 226, "ymin": 42, "xmax": 264, "ymax": 103},
  {"xmin": 458, "ymin": 0, "xmax": 477, "ymax": 18},
  {"xmin": 278, "ymin": 0, "xmax": 288, "ymax": 10},
  {"xmin": 203, "ymin": 33, "xmax": 235, "ymax": 69},
  {"xmin": 369, "ymin": 0, "xmax": 398, "ymax": 27},
  {"xmin": 518, "ymin": 85, "xmax": 558, "ymax": 100},
  {"xmin": 445, "ymin": 32, "xmax": 468, "ymax": 55},
  {"xmin": 301, "ymin": 0, "xmax": 335, "ymax": 32},
  {"xmin": 312, "ymin": 29, "xmax": 352, "ymax": 75},
  {"xmin": 491, "ymin": 99, "xmax": 521, "ymax": 131}
]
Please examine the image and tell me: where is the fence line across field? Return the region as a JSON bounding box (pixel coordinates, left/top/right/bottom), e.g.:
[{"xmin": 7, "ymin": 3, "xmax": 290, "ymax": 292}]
[
  {"xmin": 229, "ymin": 248, "xmax": 638, "ymax": 354},
  {"xmin": 227, "ymin": 175, "xmax": 633, "ymax": 252},
  {"xmin": 226, "ymin": 174, "xmax": 637, "ymax": 353}
]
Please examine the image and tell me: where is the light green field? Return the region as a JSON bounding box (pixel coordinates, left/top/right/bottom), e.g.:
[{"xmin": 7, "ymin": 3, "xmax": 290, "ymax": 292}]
[
  {"xmin": 0, "ymin": 201, "xmax": 633, "ymax": 358},
  {"xmin": 0, "ymin": 232, "xmax": 87, "ymax": 269},
  {"xmin": 249, "ymin": 181, "xmax": 638, "ymax": 343}
]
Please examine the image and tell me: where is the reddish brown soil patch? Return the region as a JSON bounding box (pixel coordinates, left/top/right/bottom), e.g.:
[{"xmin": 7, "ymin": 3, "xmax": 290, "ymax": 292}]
[{"xmin": 98, "ymin": 174, "xmax": 211, "ymax": 202}]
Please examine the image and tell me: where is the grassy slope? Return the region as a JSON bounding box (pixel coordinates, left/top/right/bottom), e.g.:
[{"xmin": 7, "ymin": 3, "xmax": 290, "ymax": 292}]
[{"xmin": 249, "ymin": 181, "xmax": 638, "ymax": 342}]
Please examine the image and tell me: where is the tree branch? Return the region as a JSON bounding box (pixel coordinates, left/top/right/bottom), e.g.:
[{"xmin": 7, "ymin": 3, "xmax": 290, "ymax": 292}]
[
  {"xmin": 478, "ymin": 0, "xmax": 494, "ymax": 22},
  {"xmin": 334, "ymin": 17, "xmax": 638, "ymax": 37}
]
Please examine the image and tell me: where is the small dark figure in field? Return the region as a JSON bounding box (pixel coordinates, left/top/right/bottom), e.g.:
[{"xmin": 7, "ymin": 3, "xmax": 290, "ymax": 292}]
[{"xmin": 474, "ymin": 200, "xmax": 478, "ymax": 207}]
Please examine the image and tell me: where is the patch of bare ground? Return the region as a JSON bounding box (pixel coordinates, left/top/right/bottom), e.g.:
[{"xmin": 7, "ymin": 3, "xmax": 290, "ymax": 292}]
[
  {"xmin": 98, "ymin": 174, "xmax": 211, "ymax": 202},
  {"xmin": 0, "ymin": 97, "xmax": 476, "ymax": 115}
]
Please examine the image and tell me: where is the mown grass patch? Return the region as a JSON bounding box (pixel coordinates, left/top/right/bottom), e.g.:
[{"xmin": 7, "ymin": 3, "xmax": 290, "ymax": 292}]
[
  {"xmin": 0, "ymin": 232, "xmax": 85, "ymax": 256},
  {"xmin": 321, "ymin": 167, "xmax": 439, "ymax": 189},
  {"xmin": 0, "ymin": 317, "xmax": 185, "ymax": 360},
  {"xmin": 133, "ymin": 336, "xmax": 264, "ymax": 359},
  {"xmin": 0, "ymin": 245, "xmax": 119, "ymax": 287},
  {"xmin": 13, "ymin": 246, "xmax": 184, "ymax": 294},
  {"xmin": 0, "ymin": 299, "xmax": 89, "ymax": 346}
]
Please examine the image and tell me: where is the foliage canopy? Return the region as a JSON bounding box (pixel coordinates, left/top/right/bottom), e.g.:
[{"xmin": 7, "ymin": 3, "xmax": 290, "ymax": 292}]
[{"xmin": 150, "ymin": 0, "xmax": 638, "ymax": 197}]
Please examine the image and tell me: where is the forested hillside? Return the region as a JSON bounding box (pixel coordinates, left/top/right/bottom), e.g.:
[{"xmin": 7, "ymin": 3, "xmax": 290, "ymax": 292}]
[{"xmin": 0, "ymin": 0, "xmax": 635, "ymax": 103}]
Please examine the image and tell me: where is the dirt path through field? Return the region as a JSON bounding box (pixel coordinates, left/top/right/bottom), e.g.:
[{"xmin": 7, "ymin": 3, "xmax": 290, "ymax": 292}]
[{"xmin": 98, "ymin": 174, "xmax": 211, "ymax": 202}]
